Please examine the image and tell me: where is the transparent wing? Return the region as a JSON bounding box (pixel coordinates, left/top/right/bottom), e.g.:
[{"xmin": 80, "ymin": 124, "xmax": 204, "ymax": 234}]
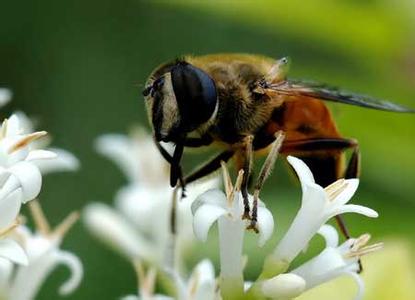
[{"xmin": 268, "ymin": 79, "xmax": 414, "ymax": 113}]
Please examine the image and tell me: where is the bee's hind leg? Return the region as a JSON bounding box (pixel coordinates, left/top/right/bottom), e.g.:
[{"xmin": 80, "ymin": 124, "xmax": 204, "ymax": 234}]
[{"xmin": 247, "ymin": 132, "xmax": 285, "ymax": 232}]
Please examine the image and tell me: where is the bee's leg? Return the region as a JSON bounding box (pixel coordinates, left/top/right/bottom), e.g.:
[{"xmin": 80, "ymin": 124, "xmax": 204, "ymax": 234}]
[
  {"xmin": 240, "ymin": 135, "xmax": 254, "ymax": 221},
  {"xmin": 344, "ymin": 146, "xmax": 364, "ymax": 273},
  {"xmin": 154, "ymin": 138, "xmax": 173, "ymax": 164},
  {"xmin": 184, "ymin": 150, "xmax": 235, "ymax": 184},
  {"xmin": 247, "ymin": 132, "xmax": 285, "ymax": 231},
  {"xmin": 154, "ymin": 139, "xmax": 186, "ymax": 195}
]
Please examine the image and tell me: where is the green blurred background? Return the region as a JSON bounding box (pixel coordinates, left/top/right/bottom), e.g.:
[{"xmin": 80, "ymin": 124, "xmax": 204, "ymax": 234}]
[{"xmin": 1, "ymin": 0, "xmax": 414, "ymax": 299}]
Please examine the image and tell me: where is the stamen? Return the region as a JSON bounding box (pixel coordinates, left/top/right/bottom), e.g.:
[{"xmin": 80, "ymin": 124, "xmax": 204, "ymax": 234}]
[
  {"xmin": 346, "ymin": 243, "xmax": 383, "ymax": 258},
  {"xmin": 221, "ymin": 161, "xmax": 233, "ymax": 198},
  {"xmin": 144, "ymin": 267, "xmax": 157, "ymax": 296},
  {"xmin": 0, "ymin": 118, "xmax": 8, "ymax": 140},
  {"xmin": 325, "ymin": 179, "xmax": 348, "ymax": 201},
  {"xmin": 8, "ymin": 131, "xmax": 47, "ymax": 154},
  {"xmin": 134, "ymin": 262, "xmax": 157, "ymax": 297},
  {"xmin": 29, "ymin": 199, "xmax": 51, "ymax": 235},
  {"xmin": 344, "ymin": 233, "xmax": 383, "ymax": 258},
  {"xmin": 52, "ymin": 211, "xmax": 80, "ymax": 238},
  {"xmin": 351, "ymin": 234, "xmax": 371, "ymax": 252},
  {"xmin": 189, "ymin": 269, "xmax": 200, "ymax": 297},
  {"xmin": 227, "ymin": 169, "xmax": 244, "ymax": 206},
  {"xmin": 0, "ymin": 219, "xmax": 20, "ymax": 237},
  {"xmin": 134, "ymin": 260, "xmax": 145, "ymax": 287}
]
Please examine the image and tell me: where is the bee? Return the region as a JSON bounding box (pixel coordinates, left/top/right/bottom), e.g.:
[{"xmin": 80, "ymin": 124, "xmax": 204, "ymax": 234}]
[{"xmin": 142, "ymin": 53, "xmax": 413, "ymax": 233}]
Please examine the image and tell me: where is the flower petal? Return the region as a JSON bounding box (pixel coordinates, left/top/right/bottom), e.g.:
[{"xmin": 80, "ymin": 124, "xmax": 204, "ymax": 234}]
[
  {"xmin": 0, "ymin": 189, "xmax": 22, "ymax": 229},
  {"xmin": 191, "ymin": 189, "xmax": 226, "ymax": 215},
  {"xmin": 331, "ymin": 179, "xmax": 359, "ymax": 207},
  {"xmin": 192, "ymin": 203, "xmax": 227, "ymax": 242},
  {"xmin": 8, "ymin": 161, "xmax": 42, "ymax": 203},
  {"xmin": 345, "ymin": 271, "xmax": 365, "ymax": 300},
  {"xmin": 6, "ymin": 114, "xmax": 22, "ymax": 136},
  {"xmin": 262, "ymin": 273, "xmax": 306, "ymax": 299},
  {"xmin": 83, "ymin": 203, "xmax": 156, "ymax": 262},
  {"xmin": 318, "ymin": 225, "xmax": 339, "ymax": 248},
  {"xmin": 0, "ymin": 238, "xmax": 28, "ymax": 265},
  {"xmin": 0, "ymin": 88, "xmax": 12, "ymax": 108},
  {"xmin": 25, "ymin": 150, "xmax": 57, "ymax": 161},
  {"xmin": 329, "ymin": 204, "xmax": 378, "ymax": 219},
  {"xmin": 95, "ymin": 134, "xmax": 141, "ymax": 182},
  {"xmin": 287, "ymin": 156, "xmax": 315, "ymax": 191},
  {"xmin": 257, "ymin": 206, "xmax": 275, "ymax": 247},
  {"xmin": 55, "ymin": 250, "xmax": 83, "ymax": 295},
  {"xmin": 192, "ymin": 259, "xmax": 216, "ymax": 300},
  {"xmin": 0, "ymin": 257, "xmax": 14, "ymax": 287},
  {"xmin": 32, "ymin": 148, "xmax": 80, "ymax": 174}
]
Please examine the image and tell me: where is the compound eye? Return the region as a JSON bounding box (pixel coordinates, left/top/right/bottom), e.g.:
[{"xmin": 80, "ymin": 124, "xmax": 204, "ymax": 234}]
[{"xmin": 170, "ymin": 62, "xmax": 217, "ymax": 132}]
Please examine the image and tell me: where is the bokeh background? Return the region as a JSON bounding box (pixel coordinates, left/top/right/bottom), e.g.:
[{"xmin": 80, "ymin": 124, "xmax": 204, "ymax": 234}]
[{"xmin": 1, "ymin": 0, "xmax": 414, "ymax": 299}]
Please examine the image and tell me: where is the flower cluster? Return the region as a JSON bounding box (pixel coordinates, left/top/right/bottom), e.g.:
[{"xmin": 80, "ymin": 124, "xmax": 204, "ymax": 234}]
[
  {"xmin": 85, "ymin": 128, "xmax": 382, "ymax": 300},
  {"xmin": 0, "ymin": 88, "xmax": 82, "ymax": 300},
  {"xmin": 83, "ymin": 129, "xmax": 218, "ymax": 275}
]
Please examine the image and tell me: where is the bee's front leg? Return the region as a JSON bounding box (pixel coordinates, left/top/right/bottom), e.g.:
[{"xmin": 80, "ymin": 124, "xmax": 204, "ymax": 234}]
[{"xmin": 240, "ymin": 135, "xmax": 254, "ymax": 222}]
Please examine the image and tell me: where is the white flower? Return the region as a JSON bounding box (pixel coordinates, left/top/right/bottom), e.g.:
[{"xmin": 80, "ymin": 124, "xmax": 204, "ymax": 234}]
[
  {"xmin": 95, "ymin": 130, "xmax": 171, "ymax": 187},
  {"xmin": 1, "ymin": 201, "xmax": 83, "ymax": 300},
  {"xmin": 8, "ymin": 112, "xmax": 80, "ymax": 174},
  {"xmin": 0, "ymin": 190, "xmax": 27, "ymax": 266},
  {"xmin": 291, "ymin": 225, "xmax": 383, "ymax": 300},
  {"xmin": 191, "ymin": 185, "xmax": 274, "ymax": 247},
  {"xmin": 85, "ymin": 129, "xmax": 219, "ymax": 267},
  {"xmin": 192, "ymin": 166, "xmax": 274, "ymax": 299},
  {"xmin": 0, "ymin": 89, "xmax": 11, "ymax": 108},
  {"xmin": 83, "ymin": 202, "xmax": 157, "ymax": 263},
  {"xmin": 272, "ymin": 156, "xmax": 378, "ymax": 265},
  {"xmin": 0, "ymin": 115, "xmax": 55, "ymax": 205},
  {"xmin": 123, "ymin": 259, "xmax": 216, "ymax": 300}
]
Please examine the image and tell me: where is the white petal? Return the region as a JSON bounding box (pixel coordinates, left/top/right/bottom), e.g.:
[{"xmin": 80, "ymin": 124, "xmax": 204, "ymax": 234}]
[
  {"xmin": 291, "ymin": 247, "xmax": 347, "ymax": 289},
  {"xmin": 0, "ymin": 238, "xmax": 28, "ymax": 265},
  {"xmin": 0, "ymin": 257, "xmax": 13, "ymax": 288},
  {"xmin": 0, "ymin": 189, "xmax": 22, "ymax": 229},
  {"xmin": 115, "ymin": 184, "xmax": 170, "ymax": 234},
  {"xmin": 9, "ymin": 111, "xmax": 34, "ymax": 133},
  {"xmin": 183, "ymin": 176, "xmax": 220, "ymax": 203},
  {"xmin": 32, "ymin": 148, "xmax": 80, "ymax": 174},
  {"xmin": 261, "ymin": 273, "xmax": 306, "ymax": 299},
  {"xmin": 345, "ymin": 271, "xmax": 365, "ymax": 300},
  {"xmin": 120, "ymin": 296, "xmax": 139, "ymax": 300},
  {"xmin": 329, "ymin": 204, "xmax": 378, "ymax": 219},
  {"xmin": 55, "ymin": 250, "xmax": 83, "ymax": 295},
  {"xmin": 287, "ymin": 156, "xmax": 315, "ymax": 191},
  {"xmin": 331, "ymin": 179, "xmax": 359, "ymax": 207},
  {"xmin": 193, "ymin": 204, "xmax": 227, "ymax": 242},
  {"xmin": 256, "ymin": 206, "xmax": 274, "ymax": 247},
  {"xmin": 318, "ymin": 224, "xmax": 339, "ymax": 248},
  {"xmin": 301, "ymin": 182, "xmax": 327, "ymax": 209},
  {"xmin": 83, "ymin": 203, "xmax": 156, "ymax": 262},
  {"xmin": 191, "ymin": 189, "xmax": 226, "ymax": 215},
  {"xmin": 192, "ymin": 259, "xmax": 216, "ymax": 300},
  {"xmin": 8, "ymin": 161, "xmax": 42, "ymax": 203},
  {"xmin": 0, "ymin": 88, "xmax": 12, "ymax": 107},
  {"xmin": 25, "ymin": 150, "xmax": 57, "ymax": 161},
  {"xmin": 95, "ymin": 134, "xmax": 140, "ymax": 182},
  {"xmin": 7, "ymin": 114, "xmax": 21, "ymax": 136}
]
